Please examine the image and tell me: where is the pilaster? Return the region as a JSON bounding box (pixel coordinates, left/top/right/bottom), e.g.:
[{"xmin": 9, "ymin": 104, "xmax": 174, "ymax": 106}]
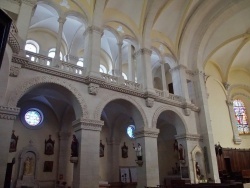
[
  {"xmin": 58, "ymin": 131, "xmax": 71, "ymax": 184},
  {"xmin": 160, "ymin": 61, "xmax": 169, "ymax": 97},
  {"xmin": 0, "ymin": 106, "xmax": 20, "ymax": 187},
  {"xmin": 106, "ymin": 138, "xmax": 121, "ymax": 182},
  {"xmin": 134, "ymin": 127, "xmax": 159, "ymax": 188},
  {"xmin": 113, "ymin": 42, "xmax": 123, "ymax": 77},
  {"xmin": 127, "ymin": 44, "xmax": 135, "ymax": 82},
  {"xmin": 72, "ymin": 118, "xmax": 104, "ymax": 188},
  {"xmin": 192, "ymin": 70, "xmax": 220, "ymax": 183}
]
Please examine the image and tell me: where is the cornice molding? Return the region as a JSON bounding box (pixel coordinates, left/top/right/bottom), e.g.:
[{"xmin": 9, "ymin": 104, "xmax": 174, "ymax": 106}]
[
  {"xmin": 21, "ymin": 0, "xmax": 37, "ymax": 6},
  {"xmin": 134, "ymin": 127, "xmax": 159, "ymax": 138},
  {"xmin": 0, "ymin": 106, "xmax": 20, "ymax": 120},
  {"xmin": 72, "ymin": 118, "xmax": 104, "ymax": 132}
]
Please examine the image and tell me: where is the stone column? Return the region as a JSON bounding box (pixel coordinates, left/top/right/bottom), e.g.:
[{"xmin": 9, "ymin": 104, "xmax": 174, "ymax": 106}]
[
  {"xmin": 72, "ymin": 118, "xmax": 104, "ymax": 188},
  {"xmin": 83, "ymin": 26, "xmax": 103, "ymax": 78},
  {"xmin": 66, "ymin": 54, "xmax": 79, "ymax": 64},
  {"xmin": 113, "ymin": 42, "xmax": 123, "ymax": 77},
  {"xmin": 16, "ymin": 0, "xmax": 37, "ymax": 45},
  {"xmin": 57, "ymin": 131, "xmax": 71, "ymax": 182},
  {"xmin": 169, "ymin": 65, "xmax": 190, "ymax": 102},
  {"xmin": 0, "ymin": 106, "xmax": 20, "ymax": 187},
  {"xmin": 106, "ymin": 138, "xmax": 120, "ymax": 182},
  {"xmin": 192, "ymin": 70, "xmax": 220, "ymax": 183},
  {"xmin": 160, "ymin": 61, "xmax": 169, "ymax": 97},
  {"xmin": 134, "ymin": 48, "xmax": 155, "ymax": 93},
  {"xmin": 226, "ymin": 100, "xmax": 241, "ymax": 144},
  {"xmin": 54, "ymin": 17, "xmax": 66, "ymax": 64},
  {"xmin": 134, "ymin": 127, "xmax": 159, "ymax": 188},
  {"xmin": 128, "ymin": 44, "xmax": 135, "ymax": 82}
]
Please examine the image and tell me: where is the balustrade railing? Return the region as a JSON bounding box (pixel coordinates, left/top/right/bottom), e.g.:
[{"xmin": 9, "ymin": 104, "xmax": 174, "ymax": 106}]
[
  {"xmin": 58, "ymin": 61, "xmax": 85, "ymax": 75},
  {"xmin": 25, "ymin": 51, "xmax": 85, "ymax": 75},
  {"xmin": 101, "ymin": 73, "xmax": 118, "ymax": 84},
  {"xmin": 155, "ymin": 89, "xmax": 164, "ymax": 97},
  {"xmin": 168, "ymin": 93, "xmax": 185, "ymax": 102},
  {"xmin": 26, "ymin": 51, "xmax": 52, "ymax": 66},
  {"xmin": 124, "ymin": 80, "xmax": 142, "ymax": 90}
]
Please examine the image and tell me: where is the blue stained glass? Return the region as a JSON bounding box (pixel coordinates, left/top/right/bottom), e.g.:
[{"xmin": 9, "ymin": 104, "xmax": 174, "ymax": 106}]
[
  {"xmin": 24, "ymin": 110, "xmax": 42, "ymax": 126},
  {"xmin": 127, "ymin": 125, "xmax": 135, "ymax": 138},
  {"xmin": 233, "ymin": 99, "xmax": 249, "ymax": 134}
]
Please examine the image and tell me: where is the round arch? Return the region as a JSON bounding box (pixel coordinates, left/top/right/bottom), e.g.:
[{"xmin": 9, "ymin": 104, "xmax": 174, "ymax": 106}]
[
  {"xmin": 7, "ymin": 75, "xmax": 89, "ymax": 119},
  {"xmin": 152, "ymin": 105, "xmax": 188, "ymax": 134},
  {"xmin": 93, "ymin": 93, "xmax": 148, "ymax": 128}
]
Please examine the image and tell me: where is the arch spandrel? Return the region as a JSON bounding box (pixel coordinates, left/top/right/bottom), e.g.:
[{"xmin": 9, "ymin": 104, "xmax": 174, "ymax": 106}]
[
  {"xmin": 7, "ymin": 75, "xmax": 89, "ymax": 119},
  {"xmin": 152, "ymin": 105, "xmax": 188, "ymax": 135}
]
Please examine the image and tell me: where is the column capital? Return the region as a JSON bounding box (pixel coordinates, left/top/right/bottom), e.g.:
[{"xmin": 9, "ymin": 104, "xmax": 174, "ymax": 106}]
[
  {"xmin": 83, "ymin": 25, "xmax": 103, "ymax": 38},
  {"xmin": 134, "ymin": 127, "xmax": 159, "ymax": 138},
  {"xmin": 21, "ymin": 0, "xmax": 37, "ymax": 6},
  {"xmin": 175, "ymin": 133, "xmax": 202, "ymax": 141},
  {"xmin": 72, "ymin": 118, "xmax": 104, "ymax": 132},
  {"xmin": 117, "ymin": 41, "xmax": 123, "ymax": 47},
  {"xmin": 169, "ymin": 64, "xmax": 187, "ymax": 73},
  {"xmin": 0, "ymin": 106, "xmax": 20, "ymax": 120},
  {"xmin": 58, "ymin": 17, "xmax": 66, "ymax": 24},
  {"xmin": 133, "ymin": 48, "xmax": 152, "ymax": 58},
  {"xmin": 223, "ymin": 82, "xmax": 230, "ymax": 90}
]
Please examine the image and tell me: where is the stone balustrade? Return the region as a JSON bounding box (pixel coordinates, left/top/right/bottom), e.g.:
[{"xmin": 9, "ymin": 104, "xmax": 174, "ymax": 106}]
[
  {"xmin": 101, "ymin": 73, "xmax": 118, "ymax": 84},
  {"xmin": 25, "ymin": 51, "xmax": 52, "ymax": 66},
  {"xmin": 155, "ymin": 89, "xmax": 164, "ymax": 97},
  {"xmin": 58, "ymin": 61, "xmax": 85, "ymax": 75},
  {"xmin": 124, "ymin": 80, "xmax": 142, "ymax": 90},
  {"xmin": 168, "ymin": 93, "xmax": 185, "ymax": 102}
]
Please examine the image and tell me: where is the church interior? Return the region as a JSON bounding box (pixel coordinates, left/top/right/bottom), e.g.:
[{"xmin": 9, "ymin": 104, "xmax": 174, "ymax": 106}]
[{"xmin": 1, "ymin": 0, "xmax": 250, "ymax": 188}]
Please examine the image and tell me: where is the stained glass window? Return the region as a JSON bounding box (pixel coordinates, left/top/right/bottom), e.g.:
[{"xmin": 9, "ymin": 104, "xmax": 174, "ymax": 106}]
[
  {"xmin": 24, "ymin": 109, "xmax": 43, "ymax": 126},
  {"xmin": 233, "ymin": 99, "xmax": 249, "ymax": 134},
  {"xmin": 127, "ymin": 125, "xmax": 135, "ymax": 138}
]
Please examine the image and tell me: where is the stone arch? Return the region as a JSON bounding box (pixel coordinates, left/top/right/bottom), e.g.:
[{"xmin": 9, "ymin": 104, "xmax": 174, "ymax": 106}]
[
  {"xmin": 228, "ymin": 84, "xmax": 250, "ymax": 97},
  {"xmin": 230, "ymin": 92, "xmax": 250, "ymax": 101},
  {"xmin": 7, "ymin": 75, "xmax": 89, "ymax": 119},
  {"xmin": 93, "ymin": 92, "xmax": 148, "ymax": 128},
  {"xmin": 152, "ymin": 105, "xmax": 188, "ymax": 134}
]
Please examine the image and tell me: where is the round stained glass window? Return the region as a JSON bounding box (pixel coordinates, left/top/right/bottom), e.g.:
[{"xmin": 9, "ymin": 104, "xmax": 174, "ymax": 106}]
[
  {"xmin": 127, "ymin": 125, "xmax": 135, "ymax": 138},
  {"xmin": 24, "ymin": 109, "xmax": 43, "ymax": 126}
]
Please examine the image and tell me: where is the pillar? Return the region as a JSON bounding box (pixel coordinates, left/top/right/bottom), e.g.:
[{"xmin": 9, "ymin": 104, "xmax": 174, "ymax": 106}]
[
  {"xmin": 192, "ymin": 70, "xmax": 220, "ymax": 183},
  {"xmin": 134, "ymin": 48, "xmax": 155, "ymax": 93},
  {"xmin": 16, "ymin": 0, "xmax": 37, "ymax": 49},
  {"xmin": 58, "ymin": 131, "xmax": 71, "ymax": 183},
  {"xmin": 54, "ymin": 17, "xmax": 66, "ymax": 64},
  {"xmin": 160, "ymin": 61, "xmax": 169, "ymax": 97},
  {"xmin": 169, "ymin": 65, "xmax": 190, "ymax": 102},
  {"xmin": 134, "ymin": 127, "xmax": 159, "ymax": 188},
  {"xmin": 106, "ymin": 138, "xmax": 120, "ymax": 182},
  {"xmin": 128, "ymin": 44, "xmax": 135, "ymax": 82},
  {"xmin": 83, "ymin": 26, "xmax": 103, "ymax": 78},
  {"xmin": 72, "ymin": 118, "xmax": 104, "ymax": 188},
  {"xmin": 113, "ymin": 42, "xmax": 123, "ymax": 77},
  {"xmin": 226, "ymin": 100, "xmax": 241, "ymax": 144},
  {"xmin": 0, "ymin": 106, "xmax": 20, "ymax": 187}
]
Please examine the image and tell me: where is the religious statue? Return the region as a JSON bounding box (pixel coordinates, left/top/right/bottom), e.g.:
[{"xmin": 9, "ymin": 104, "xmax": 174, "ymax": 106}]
[
  {"xmin": 133, "ymin": 143, "xmax": 142, "ymax": 161},
  {"xmin": 9, "ymin": 130, "xmax": 18, "ymax": 152},
  {"xmin": 100, "ymin": 140, "xmax": 105, "ymax": 157},
  {"xmin": 71, "ymin": 135, "xmax": 78, "ymax": 157},
  {"xmin": 173, "ymin": 139, "xmax": 178, "ymax": 152},
  {"xmin": 44, "ymin": 135, "xmax": 55, "ymax": 155},
  {"xmin": 121, "ymin": 142, "xmax": 128, "ymax": 158},
  {"xmin": 178, "ymin": 144, "xmax": 185, "ymax": 161},
  {"xmin": 196, "ymin": 162, "xmax": 201, "ymax": 179},
  {"xmin": 23, "ymin": 157, "xmax": 33, "ymax": 176}
]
